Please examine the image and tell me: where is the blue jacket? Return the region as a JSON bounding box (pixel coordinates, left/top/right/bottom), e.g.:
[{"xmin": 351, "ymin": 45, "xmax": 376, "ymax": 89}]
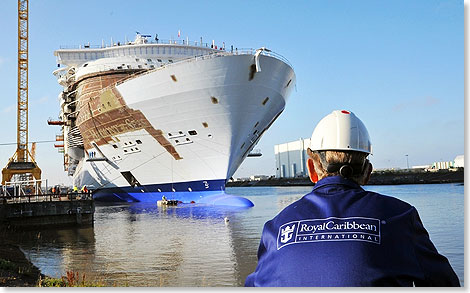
[{"xmin": 245, "ymin": 176, "xmax": 460, "ymax": 287}]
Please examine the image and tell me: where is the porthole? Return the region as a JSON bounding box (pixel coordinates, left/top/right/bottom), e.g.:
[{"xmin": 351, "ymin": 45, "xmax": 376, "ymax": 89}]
[
  {"xmin": 136, "ymin": 140, "xmax": 142, "ymax": 144},
  {"xmin": 188, "ymin": 130, "xmax": 197, "ymax": 135},
  {"xmin": 113, "ymin": 144, "xmax": 118, "ymax": 149},
  {"xmin": 211, "ymin": 96, "xmax": 219, "ymax": 104}
]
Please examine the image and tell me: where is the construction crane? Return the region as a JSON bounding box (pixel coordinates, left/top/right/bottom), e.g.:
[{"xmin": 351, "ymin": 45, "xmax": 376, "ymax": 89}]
[{"xmin": 2, "ymin": 0, "xmax": 41, "ymax": 184}]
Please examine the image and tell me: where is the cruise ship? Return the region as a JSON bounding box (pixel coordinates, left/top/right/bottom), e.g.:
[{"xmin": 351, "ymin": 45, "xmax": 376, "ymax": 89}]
[{"xmin": 50, "ymin": 33, "xmax": 296, "ymax": 206}]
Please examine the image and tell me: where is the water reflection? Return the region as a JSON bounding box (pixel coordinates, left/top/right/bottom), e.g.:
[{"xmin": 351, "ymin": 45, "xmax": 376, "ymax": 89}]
[{"xmin": 10, "ymin": 184, "xmax": 463, "ymax": 287}]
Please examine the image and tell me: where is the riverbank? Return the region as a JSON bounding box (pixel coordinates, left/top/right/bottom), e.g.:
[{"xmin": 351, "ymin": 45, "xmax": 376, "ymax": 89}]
[
  {"xmin": 227, "ymin": 169, "xmax": 464, "ymax": 187},
  {"xmin": 0, "ymin": 241, "xmax": 43, "ymax": 286}
]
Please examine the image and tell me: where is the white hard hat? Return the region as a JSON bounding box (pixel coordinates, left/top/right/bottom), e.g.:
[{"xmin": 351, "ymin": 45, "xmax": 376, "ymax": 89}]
[{"xmin": 309, "ymin": 110, "xmax": 372, "ymax": 154}]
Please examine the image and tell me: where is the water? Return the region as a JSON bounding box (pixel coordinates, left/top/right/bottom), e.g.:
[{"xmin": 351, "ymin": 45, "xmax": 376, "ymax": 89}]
[{"xmin": 12, "ymin": 183, "xmax": 463, "ymax": 286}]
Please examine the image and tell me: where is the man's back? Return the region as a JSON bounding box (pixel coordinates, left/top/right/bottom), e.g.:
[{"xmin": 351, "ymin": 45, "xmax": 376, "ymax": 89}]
[{"xmin": 245, "ymin": 176, "xmax": 460, "ymax": 287}]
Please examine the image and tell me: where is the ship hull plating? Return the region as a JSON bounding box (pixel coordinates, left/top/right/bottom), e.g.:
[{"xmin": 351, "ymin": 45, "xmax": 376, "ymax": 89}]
[{"xmin": 55, "ymin": 47, "xmax": 295, "ymax": 206}]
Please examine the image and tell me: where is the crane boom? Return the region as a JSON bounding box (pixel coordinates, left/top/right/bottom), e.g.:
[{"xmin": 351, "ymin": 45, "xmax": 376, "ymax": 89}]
[
  {"xmin": 17, "ymin": 0, "xmax": 28, "ymax": 162},
  {"xmin": 1, "ymin": 0, "xmax": 41, "ymax": 184}
]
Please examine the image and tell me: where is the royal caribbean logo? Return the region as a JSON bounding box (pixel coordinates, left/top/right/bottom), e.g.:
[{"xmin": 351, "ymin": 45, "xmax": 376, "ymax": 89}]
[{"xmin": 277, "ymin": 217, "xmax": 381, "ymax": 250}]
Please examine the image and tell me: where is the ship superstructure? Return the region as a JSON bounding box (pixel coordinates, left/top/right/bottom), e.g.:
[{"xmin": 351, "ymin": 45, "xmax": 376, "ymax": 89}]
[{"xmin": 51, "ymin": 34, "xmax": 296, "ymax": 206}]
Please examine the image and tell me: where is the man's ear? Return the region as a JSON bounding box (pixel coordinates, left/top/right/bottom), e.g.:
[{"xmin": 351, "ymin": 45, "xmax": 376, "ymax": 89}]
[
  {"xmin": 363, "ymin": 162, "xmax": 373, "ymax": 185},
  {"xmin": 307, "ymin": 158, "xmax": 319, "ymax": 183}
]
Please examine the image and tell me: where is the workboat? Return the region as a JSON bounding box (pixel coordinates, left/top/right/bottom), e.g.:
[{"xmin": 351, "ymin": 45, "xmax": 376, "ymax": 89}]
[{"xmin": 50, "ymin": 33, "xmax": 296, "ymax": 206}]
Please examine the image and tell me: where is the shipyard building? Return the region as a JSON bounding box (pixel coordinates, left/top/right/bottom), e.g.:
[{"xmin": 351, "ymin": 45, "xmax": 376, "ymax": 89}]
[
  {"xmin": 274, "ymin": 138, "xmax": 310, "ymax": 178},
  {"xmin": 275, "ymin": 139, "xmax": 464, "ymax": 178}
]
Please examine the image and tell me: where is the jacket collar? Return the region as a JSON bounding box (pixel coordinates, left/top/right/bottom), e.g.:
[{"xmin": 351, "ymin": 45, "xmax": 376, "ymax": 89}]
[{"xmin": 312, "ymin": 176, "xmax": 364, "ymax": 192}]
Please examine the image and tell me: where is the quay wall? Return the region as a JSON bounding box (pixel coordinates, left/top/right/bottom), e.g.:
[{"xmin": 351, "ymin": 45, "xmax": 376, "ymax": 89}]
[
  {"xmin": 227, "ymin": 169, "xmax": 464, "ymax": 187},
  {"xmin": 0, "ymin": 200, "xmax": 94, "ymax": 228}
]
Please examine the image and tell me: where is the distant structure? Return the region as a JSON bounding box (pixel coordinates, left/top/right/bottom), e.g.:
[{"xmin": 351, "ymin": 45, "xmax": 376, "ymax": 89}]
[
  {"xmin": 431, "ymin": 155, "xmax": 464, "ymax": 170},
  {"xmin": 275, "ymin": 138, "xmax": 464, "ymax": 178},
  {"xmin": 274, "ymin": 138, "xmax": 310, "ymax": 178}
]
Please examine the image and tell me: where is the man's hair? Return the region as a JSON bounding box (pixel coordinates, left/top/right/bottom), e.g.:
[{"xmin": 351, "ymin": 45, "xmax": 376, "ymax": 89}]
[{"xmin": 307, "ymin": 148, "xmax": 370, "ymax": 184}]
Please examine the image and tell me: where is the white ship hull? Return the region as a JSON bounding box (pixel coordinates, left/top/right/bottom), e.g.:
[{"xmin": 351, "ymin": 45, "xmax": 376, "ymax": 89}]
[{"xmin": 52, "ymin": 36, "xmax": 295, "ymax": 206}]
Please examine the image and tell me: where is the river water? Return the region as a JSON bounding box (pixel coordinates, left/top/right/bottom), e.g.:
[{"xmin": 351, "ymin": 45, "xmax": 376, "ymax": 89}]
[{"xmin": 13, "ymin": 183, "xmax": 464, "ymax": 287}]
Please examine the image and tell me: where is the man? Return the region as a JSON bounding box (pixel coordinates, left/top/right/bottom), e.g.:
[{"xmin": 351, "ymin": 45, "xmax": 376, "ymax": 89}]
[{"xmin": 245, "ymin": 110, "xmax": 459, "ymax": 287}]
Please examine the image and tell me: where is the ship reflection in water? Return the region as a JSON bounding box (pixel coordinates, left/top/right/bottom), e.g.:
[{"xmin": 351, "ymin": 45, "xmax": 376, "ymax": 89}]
[
  {"xmin": 18, "ymin": 200, "xmax": 268, "ymax": 286},
  {"xmin": 14, "ymin": 184, "xmax": 464, "ymax": 287}
]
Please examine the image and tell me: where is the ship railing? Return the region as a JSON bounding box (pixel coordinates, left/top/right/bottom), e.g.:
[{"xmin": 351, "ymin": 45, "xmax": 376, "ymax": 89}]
[
  {"xmin": 230, "ymin": 48, "xmax": 293, "ymax": 69},
  {"xmin": 59, "ymin": 38, "xmax": 223, "ymax": 50},
  {"xmin": 115, "ymin": 47, "xmax": 293, "ymax": 86}
]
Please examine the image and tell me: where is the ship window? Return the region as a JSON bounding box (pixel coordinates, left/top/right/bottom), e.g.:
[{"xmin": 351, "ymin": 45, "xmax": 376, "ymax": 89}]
[
  {"xmin": 188, "ymin": 130, "xmax": 197, "ymax": 135},
  {"xmin": 150, "ymin": 65, "xmax": 155, "ymax": 69},
  {"xmin": 169, "ymin": 59, "xmax": 173, "ymax": 63},
  {"xmin": 124, "ymin": 149, "xmax": 128, "ymax": 153},
  {"xmin": 202, "ymin": 122, "xmax": 208, "ymax": 128},
  {"xmin": 179, "ymin": 131, "xmax": 183, "ymax": 134},
  {"xmin": 147, "ymin": 58, "xmax": 152, "ymax": 62},
  {"xmin": 124, "ymin": 142, "xmax": 128, "ymax": 145},
  {"xmin": 208, "ymin": 134, "xmax": 213, "ymax": 138},
  {"xmin": 254, "ymin": 121, "xmax": 259, "ymax": 128},
  {"xmin": 127, "ymin": 65, "xmax": 131, "ymax": 69},
  {"xmin": 262, "ymin": 97, "xmax": 269, "ymax": 105},
  {"xmin": 130, "ymin": 148, "xmax": 134, "ymax": 151},
  {"xmin": 241, "ymin": 142, "xmax": 245, "ymax": 149},
  {"xmin": 211, "ymin": 96, "xmax": 219, "ymax": 104},
  {"xmin": 113, "ymin": 144, "xmax": 118, "ymax": 149},
  {"xmin": 175, "ymin": 140, "xmax": 179, "ymax": 143},
  {"xmin": 186, "ymin": 138, "xmax": 190, "ymax": 141},
  {"xmin": 138, "ymin": 65, "xmax": 142, "ymax": 69},
  {"xmin": 171, "ymin": 75, "xmax": 177, "ymax": 82},
  {"xmin": 83, "ymin": 63, "xmax": 88, "ymax": 67},
  {"xmin": 157, "ymin": 59, "xmax": 162, "ymax": 62},
  {"xmin": 136, "ymin": 140, "xmax": 142, "ymax": 144},
  {"xmin": 168, "ymin": 133, "xmax": 173, "ymax": 137},
  {"xmin": 135, "ymin": 58, "xmax": 140, "ymax": 62}
]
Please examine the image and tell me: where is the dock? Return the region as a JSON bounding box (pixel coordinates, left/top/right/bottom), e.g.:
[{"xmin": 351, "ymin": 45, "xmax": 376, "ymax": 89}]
[{"xmin": 0, "ymin": 179, "xmax": 94, "ymax": 229}]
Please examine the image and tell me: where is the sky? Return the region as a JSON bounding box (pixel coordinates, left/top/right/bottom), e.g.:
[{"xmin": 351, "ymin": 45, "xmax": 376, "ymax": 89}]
[{"xmin": 0, "ymin": 0, "xmax": 464, "ymax": 185}]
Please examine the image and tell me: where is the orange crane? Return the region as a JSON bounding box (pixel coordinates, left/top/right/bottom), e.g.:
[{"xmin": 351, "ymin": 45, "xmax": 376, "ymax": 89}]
[{"xmin": 2, "ymin": 0, "xmax": 41, "ymax": 184}]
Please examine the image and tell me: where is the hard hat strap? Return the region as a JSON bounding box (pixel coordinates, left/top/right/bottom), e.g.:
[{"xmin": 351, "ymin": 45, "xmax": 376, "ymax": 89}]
[{"xmin": 317, "ymin": 151, "xmax": 369, "ymax": 178}]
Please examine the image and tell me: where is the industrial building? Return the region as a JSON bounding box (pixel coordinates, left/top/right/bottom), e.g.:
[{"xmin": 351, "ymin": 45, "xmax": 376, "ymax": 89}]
[
  {"xmin": 275, "ymin": 138, "xmax": 464, "ymax": 178},
  {"xmin": 274, "ymin": 138, "xmax": 310, "ymax": 178}
]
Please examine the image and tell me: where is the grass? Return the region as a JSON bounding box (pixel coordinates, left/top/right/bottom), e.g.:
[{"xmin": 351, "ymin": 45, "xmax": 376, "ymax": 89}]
[{"xmin": 38, "ymin": 271, "xmax": 106, "ymax": 287}]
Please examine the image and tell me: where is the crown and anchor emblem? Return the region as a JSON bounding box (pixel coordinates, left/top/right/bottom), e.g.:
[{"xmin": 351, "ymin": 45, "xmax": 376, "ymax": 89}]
[{"xmin": 280, "ymin": 224, "xmax": 296, "ymax": 243}]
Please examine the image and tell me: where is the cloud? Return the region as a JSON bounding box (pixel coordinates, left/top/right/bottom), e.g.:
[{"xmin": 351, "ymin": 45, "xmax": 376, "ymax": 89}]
[
  {"xmin": 393, "ymin": 96, "xmax": 440, "ymax": 112},
  {"xmin": 2, "ymin": 104, "xmax": 15, "ymax": 113}
]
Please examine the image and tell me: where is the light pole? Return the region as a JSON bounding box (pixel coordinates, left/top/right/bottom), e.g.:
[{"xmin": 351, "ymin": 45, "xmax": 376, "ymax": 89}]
[{"xmin": 405, "ymin": 154, "xmax": 409, "ymax": 169}]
